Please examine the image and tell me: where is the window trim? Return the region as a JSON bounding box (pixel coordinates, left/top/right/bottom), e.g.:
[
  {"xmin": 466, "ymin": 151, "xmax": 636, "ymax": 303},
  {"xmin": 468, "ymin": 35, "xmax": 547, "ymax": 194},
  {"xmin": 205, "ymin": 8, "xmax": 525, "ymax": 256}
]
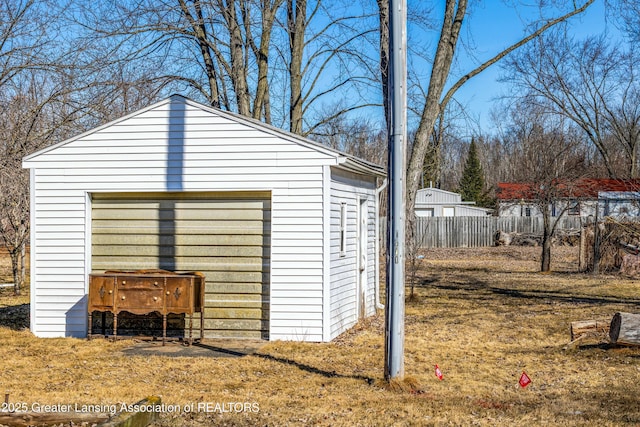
[{"xmin": 568, "ymin": 201, "xmax": 581, "ymax": 216}]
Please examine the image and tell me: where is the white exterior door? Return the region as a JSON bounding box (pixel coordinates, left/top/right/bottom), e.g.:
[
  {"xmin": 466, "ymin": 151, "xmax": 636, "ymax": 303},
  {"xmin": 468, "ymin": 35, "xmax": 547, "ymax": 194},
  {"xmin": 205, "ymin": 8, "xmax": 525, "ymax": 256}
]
[{"xmin": 357, "ymin": 198, "xmax": 368, "ymax": 318}]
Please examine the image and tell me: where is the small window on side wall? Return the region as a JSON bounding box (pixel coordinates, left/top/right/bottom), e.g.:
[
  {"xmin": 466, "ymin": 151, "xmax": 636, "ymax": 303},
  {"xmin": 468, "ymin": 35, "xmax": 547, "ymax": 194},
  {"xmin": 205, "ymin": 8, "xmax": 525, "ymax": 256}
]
[
  {"xmin": 568, "ymin": 201, "xmax": 580, "ymax": 216},
  {"xmin": 340, "ymin": 202, "xmax": 347, "ymax": 257}
]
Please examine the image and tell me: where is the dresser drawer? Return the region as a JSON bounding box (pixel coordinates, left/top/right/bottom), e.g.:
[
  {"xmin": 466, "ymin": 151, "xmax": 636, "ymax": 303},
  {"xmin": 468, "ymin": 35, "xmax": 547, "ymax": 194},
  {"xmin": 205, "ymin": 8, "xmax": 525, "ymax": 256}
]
[{"xmin": 116, "ymin": 276, "xmax": 165, "ymax": 313}]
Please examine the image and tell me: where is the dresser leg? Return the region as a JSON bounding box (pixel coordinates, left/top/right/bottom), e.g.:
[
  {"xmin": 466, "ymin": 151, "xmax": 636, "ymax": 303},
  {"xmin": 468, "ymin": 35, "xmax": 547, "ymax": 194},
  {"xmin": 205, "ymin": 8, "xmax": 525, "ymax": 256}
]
[
  {"xmin": 200, "ymin": 313, "xmax": 204, "ymax": 343},
  {"xmin": 188, "ymin": 315, "xmax": 193, "ymax": 346},
  {"xmin": 113, "ymin": 313, "xmax": 118, "ymax": 342},
  {"xmin": 101, "ymin": 312, "xmax": 106, "ymax": 336},
  {"xmin": 88, "ymin": 312, "xmax": 93, "ymax": 340},
  {"xmin": 162, "ymin": 314, "xmax": 167, "ymax": 346}
]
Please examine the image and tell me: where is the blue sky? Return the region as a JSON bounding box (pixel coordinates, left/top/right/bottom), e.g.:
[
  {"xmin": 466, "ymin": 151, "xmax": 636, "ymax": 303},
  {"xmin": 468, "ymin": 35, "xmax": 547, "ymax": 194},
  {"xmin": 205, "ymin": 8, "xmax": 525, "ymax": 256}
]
[{"xmin": 449, "ymin": 0, "xmax": 615, "ymax": 134}]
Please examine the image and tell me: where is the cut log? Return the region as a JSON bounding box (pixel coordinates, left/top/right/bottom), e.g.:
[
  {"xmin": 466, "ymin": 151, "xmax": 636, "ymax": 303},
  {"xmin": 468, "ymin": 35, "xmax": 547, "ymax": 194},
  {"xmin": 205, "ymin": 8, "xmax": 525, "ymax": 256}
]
[
  {"xmin": 570, "ymin": 320, "xmax": 610, "ymax": 341},
  {"xmin": 609, "ymin": 312, "xmax": 640, "ymax": 345},
  {"xmin": 495, "ymin": 230, "xmax": 511, "ymax": 246},
  {"xmin": 620, "ymin": 254, "xmax": 640, "ymax": 277},
  {"xmin": 99, "ymin": 396, "xmax": 161, "ymax": 427},
  {"xmin": 0, "ymin": 412, "xmax": 109, "ymax": 427}
]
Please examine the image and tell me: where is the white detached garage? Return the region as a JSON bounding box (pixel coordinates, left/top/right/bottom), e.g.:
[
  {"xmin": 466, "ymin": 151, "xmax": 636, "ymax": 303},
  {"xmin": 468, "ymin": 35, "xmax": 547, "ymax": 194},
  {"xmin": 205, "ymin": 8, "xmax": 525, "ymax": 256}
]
[{"xmin": 23, "ymin": 95, "xmax": 385, "ymax": 342}]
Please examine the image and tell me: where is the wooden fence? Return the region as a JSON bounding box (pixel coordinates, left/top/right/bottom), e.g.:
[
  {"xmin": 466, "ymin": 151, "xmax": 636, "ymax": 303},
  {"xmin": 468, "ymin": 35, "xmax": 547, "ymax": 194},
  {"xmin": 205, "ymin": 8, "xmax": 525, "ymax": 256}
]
[{"xmin": 413, "ymin": 216, "xmax": 584, "ymax": 248}]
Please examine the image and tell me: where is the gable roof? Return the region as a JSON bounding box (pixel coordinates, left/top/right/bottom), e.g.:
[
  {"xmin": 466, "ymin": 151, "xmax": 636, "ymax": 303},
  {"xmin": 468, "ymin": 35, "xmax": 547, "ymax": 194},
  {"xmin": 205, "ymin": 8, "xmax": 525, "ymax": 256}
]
[
  {"xmin": 497, "ymin": 179, "xmax": 640, "ymax": 201},
  {"xmin": 23, "ymin": 94, "xmax": 385, "ymax": 177}
]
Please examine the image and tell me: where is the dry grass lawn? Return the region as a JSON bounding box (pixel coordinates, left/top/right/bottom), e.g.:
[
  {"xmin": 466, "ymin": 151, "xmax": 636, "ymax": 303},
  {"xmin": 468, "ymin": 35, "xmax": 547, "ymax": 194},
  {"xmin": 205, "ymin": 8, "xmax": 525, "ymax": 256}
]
[{"xmin": 1, "ymin": 246, "xmax": 640, "ymax": 426}]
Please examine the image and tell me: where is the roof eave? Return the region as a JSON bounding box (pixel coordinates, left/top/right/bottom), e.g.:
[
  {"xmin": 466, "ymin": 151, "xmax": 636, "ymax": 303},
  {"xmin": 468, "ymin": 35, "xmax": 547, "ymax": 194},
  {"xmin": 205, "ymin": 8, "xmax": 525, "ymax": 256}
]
[{"xmin": 337, "ymin": 157, "xmax": 386, "ymax": 178}]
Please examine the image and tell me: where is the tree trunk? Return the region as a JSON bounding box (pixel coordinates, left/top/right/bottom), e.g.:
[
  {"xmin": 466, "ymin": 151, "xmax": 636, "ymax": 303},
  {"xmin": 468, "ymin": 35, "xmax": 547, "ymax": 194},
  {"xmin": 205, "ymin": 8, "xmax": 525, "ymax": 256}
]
[
  {"xmin": 288, "ymin": 0, "xmax": 306, "ymax": 135},
  {"xmin": 10, "ymin": 247, "xmax": 22, "ymax": 296},
  {"xmin": 225, "ymin": 0, "xmax": 251, "ymax": 116},
  {"xmin": 244, "ymin": 0, "xmax": 283, "ymax": 122},
  {"xmin": 609, "ymin": 312, "xmax": 640, "ymax": 345},
  {"xmin": 20, "ymin": 244, "xmax": 25, "ymax": 287},
  {"xmin": 405, "ymin": 0, "xmax": 466, "ymax": 219},
  {"xmin": 252, "ymin": 1, "xmax": 280, "ymax": 121},
  {"xmin": 541, "ymin": 231, "xmax": 551, "ymax": 272},
  {"xmin": 540, "ymin": 203, "xmax": 553, "ymax": 272},
  {"xmin": 631, "ymin": 138, "xmax": 639, "ymax": 179},
  {"xmin": 178, "ymin": 0, "xmax": 222, "ymax": 108}
]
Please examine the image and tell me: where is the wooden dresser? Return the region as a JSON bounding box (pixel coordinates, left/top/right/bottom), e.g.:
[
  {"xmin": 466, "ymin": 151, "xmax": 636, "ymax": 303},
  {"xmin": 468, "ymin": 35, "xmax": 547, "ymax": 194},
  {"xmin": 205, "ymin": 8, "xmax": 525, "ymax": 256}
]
[{"xmin": 88, "ymin": 270, "xmax": 204, "ymax": 345}]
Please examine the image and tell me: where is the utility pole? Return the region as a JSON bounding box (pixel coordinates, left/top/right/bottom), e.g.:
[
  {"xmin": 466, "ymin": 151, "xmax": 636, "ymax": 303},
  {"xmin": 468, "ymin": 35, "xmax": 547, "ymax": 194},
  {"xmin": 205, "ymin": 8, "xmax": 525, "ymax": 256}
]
[{"xmin": 384, "ymin": 0, "xmax": 406, "ymax": 381}]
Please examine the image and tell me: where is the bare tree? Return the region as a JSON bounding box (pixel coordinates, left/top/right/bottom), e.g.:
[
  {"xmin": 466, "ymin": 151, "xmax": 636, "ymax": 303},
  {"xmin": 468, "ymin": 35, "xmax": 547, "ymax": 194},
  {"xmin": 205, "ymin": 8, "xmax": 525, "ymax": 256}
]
[
  {"xmin": 504, "ymin": 32, "xmax": 640, "ymax": 179},
  {"xmin": 75, "ymin": 0, "xmax": 376, "ymax": 135},
  {"xmin": 0, "ymin": 0, "xmax": 135, "ymax": 294},
  {"xmin": 610, "ymin": 0, "xmax": 640, "ymax": 42},
  {"xmin": 498, "ymin": 106, "xmax": 592, "ymax": 271},
  {"xmin": 0, "ymin": 0, "xmax": 69, "ymax": 294},
  {"xmin": 0, "ymin": 72, "xmax": 82, "ymax": 294},
  {"xmin": 311, "ymin": 109, "xmax": 387, "ymax": 165},
  {"xmin": 0, "ymin": 94, "xmax": 32, "ymax": 295},
  {"xmin": 376, "ymin": 1, "xmax": 595, "ymax": 229},
  {"xmin": 282, "ymin": 0, "xmax": 380, "ymax": 135}
]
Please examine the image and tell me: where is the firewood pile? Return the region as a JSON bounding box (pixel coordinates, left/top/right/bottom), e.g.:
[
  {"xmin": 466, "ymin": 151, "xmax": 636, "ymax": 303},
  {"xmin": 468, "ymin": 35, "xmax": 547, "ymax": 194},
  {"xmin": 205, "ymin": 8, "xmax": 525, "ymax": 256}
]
[
  {"xmin": 579, "ymin": 219, "xmax": 640, "ymax": 274},
  {"xmin": 494, "ymin": 229, "xmax": 581, "ymax": 247}
]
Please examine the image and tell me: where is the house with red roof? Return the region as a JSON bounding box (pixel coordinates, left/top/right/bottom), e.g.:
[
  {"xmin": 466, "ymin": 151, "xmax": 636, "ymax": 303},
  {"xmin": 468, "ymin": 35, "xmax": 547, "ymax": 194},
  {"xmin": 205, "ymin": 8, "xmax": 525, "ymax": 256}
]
[{"xmin": 496, "ymin": 179, "xmax": 640, "ymax": 219}]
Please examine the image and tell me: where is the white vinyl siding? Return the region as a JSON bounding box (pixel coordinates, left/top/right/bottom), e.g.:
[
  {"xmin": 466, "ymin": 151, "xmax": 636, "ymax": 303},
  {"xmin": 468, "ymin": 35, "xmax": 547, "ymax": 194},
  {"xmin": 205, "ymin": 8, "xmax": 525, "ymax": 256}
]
[
  {"xmin": 25, "ymin": 98, "xmax": 333, "ymax": 341},
  {"xmin": 328, "ymin": 167, "xmax": 377, "ymax": 340}
]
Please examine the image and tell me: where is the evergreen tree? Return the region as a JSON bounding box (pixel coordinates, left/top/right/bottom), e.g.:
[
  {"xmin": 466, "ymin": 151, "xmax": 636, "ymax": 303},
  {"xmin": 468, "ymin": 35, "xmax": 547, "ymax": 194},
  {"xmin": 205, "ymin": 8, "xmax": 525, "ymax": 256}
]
[{"xmin": 459, "ymin": 138, "xmax": 487, "ymax": 205}]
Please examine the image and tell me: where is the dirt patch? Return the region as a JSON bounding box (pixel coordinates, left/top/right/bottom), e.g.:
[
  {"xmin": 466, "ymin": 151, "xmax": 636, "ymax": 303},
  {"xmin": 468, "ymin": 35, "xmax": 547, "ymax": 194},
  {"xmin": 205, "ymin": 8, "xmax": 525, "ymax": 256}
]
[{"xmin": 118, "ymin": 339, "xmax": 267, "ymax": 358}]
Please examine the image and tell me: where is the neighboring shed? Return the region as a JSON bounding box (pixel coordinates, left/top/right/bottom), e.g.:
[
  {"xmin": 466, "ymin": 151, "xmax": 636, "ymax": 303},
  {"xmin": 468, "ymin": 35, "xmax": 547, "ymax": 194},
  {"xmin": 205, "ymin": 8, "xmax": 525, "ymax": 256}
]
[
  {"xmin": 22, "ymin": 95, "xmax": 385, "ymax": 342},
  {"xmin": 415, "ymin": 187, "xmax": 491, "ymax": 217}
]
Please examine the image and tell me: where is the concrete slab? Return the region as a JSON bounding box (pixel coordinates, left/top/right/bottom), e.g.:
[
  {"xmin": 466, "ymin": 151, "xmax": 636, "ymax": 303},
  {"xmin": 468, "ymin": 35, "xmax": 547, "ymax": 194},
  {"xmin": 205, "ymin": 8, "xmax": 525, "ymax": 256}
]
[{"xmin": 118, "ymin": 339, "xmax": 267, "ymax": 358}]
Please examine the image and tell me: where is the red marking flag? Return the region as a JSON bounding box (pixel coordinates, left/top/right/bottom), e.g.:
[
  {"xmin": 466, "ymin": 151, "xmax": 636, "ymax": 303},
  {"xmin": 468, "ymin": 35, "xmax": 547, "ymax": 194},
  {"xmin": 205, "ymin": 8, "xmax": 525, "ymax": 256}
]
[
  {"xmin": 519, "ymin": 371, "xmax": 531, "ymax": 388},
  {"xmin": 435, "ymin": 364, "xmax": 443, "ymax": 380}
]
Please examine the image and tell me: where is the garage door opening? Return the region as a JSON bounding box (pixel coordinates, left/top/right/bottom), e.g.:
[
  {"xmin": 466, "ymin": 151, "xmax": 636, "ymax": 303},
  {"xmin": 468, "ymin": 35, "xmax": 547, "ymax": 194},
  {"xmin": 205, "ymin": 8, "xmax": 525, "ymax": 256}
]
[{"xmin": 90, "ymin": 191, "xmax": 271, "ymax": 340}]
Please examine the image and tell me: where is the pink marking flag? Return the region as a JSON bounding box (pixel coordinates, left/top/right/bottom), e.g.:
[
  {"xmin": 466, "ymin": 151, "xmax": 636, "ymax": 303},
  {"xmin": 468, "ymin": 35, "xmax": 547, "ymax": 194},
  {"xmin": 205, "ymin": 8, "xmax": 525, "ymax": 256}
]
[
  {"xmin": 519, "ymin": 371, "xmax": 531, "ymax": 388},
  {"xmin": 435, "ymin": 364, "xmax": 443, "ymax": 380}
]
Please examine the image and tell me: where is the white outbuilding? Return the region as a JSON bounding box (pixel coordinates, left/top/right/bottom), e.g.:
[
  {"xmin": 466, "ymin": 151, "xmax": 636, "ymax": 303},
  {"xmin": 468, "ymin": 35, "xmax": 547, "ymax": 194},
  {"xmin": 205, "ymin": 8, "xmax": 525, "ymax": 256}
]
[
  {"xmin": 415, "ymin": 187, "xmax": 491, "ymax": 217},
  {"xmin": 23, "ymin": 95, "xmax": 385, "ymax": 342}
]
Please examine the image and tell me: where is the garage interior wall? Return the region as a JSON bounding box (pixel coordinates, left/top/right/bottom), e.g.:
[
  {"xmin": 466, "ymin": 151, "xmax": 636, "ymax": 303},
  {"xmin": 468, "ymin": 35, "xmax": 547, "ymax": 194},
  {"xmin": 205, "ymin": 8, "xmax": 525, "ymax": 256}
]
[{"xmin": 90, "ymin": 191, "xmax": 271, "ymax": 339}]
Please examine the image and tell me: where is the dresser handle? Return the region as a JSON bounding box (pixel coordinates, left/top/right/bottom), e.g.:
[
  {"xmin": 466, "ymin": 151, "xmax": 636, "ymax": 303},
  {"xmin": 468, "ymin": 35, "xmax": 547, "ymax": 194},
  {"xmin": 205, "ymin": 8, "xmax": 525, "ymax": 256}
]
[{"xmin": 121, "ymin": 296, "xmax": 126, "ymax": 300}]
